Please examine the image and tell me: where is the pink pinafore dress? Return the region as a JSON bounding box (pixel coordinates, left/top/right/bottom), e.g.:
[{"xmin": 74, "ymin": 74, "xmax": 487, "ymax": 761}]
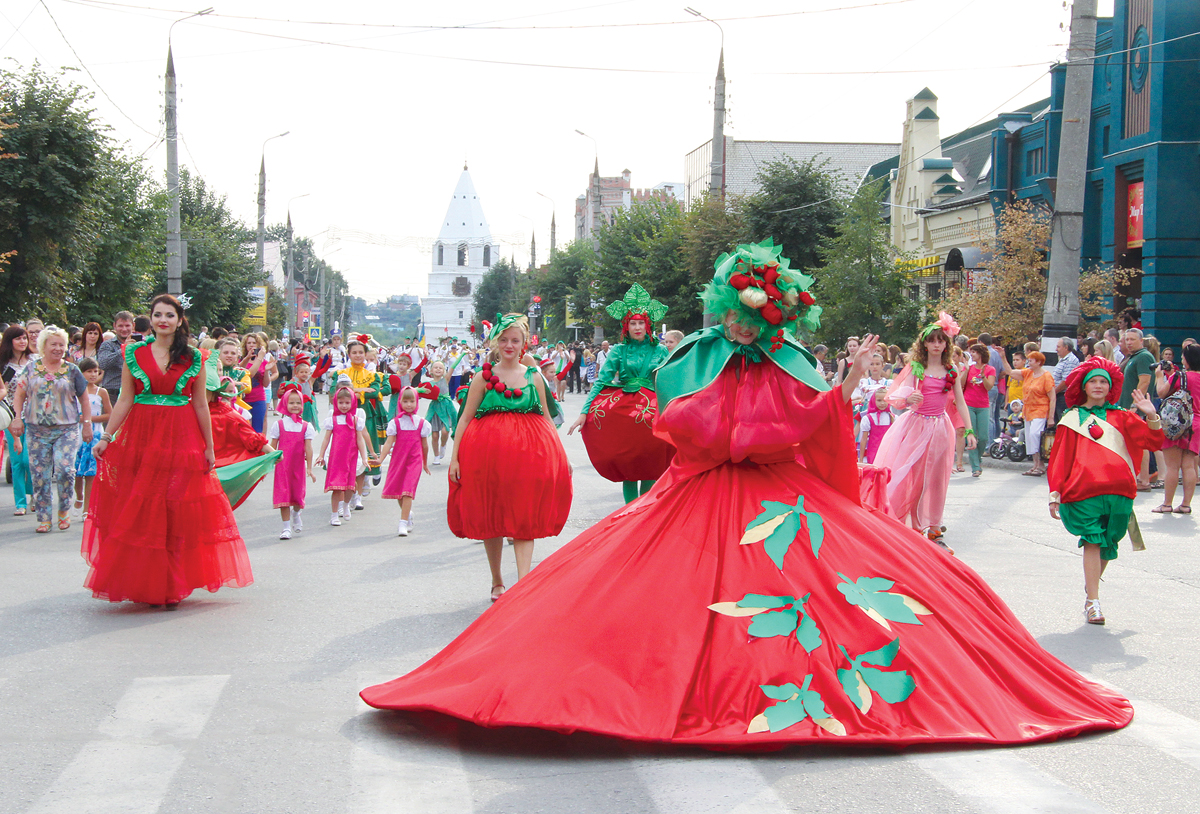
[
  {"xmin": 273, "ymin": 417, "xmax": 309, "ymax": 509},
  {"xmin": 382, "ymin": 414, "xmax": 427, "ymax": 500},
  {"xmin": 325, "ymin": 411, "xmax": 361, "ymax": 493}
]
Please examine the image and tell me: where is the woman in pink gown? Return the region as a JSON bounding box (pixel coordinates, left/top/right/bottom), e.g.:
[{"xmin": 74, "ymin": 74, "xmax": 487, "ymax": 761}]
[{"xmin": 873, "ymin": 313, "xmax": 975, "ymax": 551}]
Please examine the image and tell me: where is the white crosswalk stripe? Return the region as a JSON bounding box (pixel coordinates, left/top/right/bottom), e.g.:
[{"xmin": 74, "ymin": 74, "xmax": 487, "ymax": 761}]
[
  {"xmin": 351, "ymin": 673, "xmax": 474, "ymax": 814},
  {"xmin": 912, "ymin": 750, "xmax": 1114, "ymax": 814},
  {"xmin": 26, "ymin": 675, "xmax": 229, "ymax": 814},
  {"xmin": 629, "ymin": 754, "xmax": 793, "ymax": 814}
]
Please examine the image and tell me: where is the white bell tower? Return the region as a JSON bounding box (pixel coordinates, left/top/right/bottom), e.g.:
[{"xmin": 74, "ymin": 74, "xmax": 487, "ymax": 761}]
[{"xmin": 424, "ymin": 164, "xmax": 495, "ymax": 341}]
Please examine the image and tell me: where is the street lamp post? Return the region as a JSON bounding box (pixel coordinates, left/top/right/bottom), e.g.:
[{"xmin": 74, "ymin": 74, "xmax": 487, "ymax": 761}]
[
  {"xmin": 256, "ymin": 131, "xmax": 289, "ymax": 284},
  {"xmin": 164, "ymin": 7, "xmax": 213, "ymax": 297},
  {"xmin": 685, "ymin": 7, "xmax": 726, "ymax": 199},
  {"xmin": 285, "ymin": 193, "xmax": 309, "ymax": 339}
]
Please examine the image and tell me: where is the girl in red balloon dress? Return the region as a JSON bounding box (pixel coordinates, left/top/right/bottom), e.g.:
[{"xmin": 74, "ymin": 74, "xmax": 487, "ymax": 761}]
[
  {"xmin": 569, "ymin": 283, "xmax": 674, "ymax": 503},
  {"xmin": 362, "ymin": 241, "xmax": 1130, "ymax": 748},
  {"xmin": 447, "ymin": 314, "xmax": 572, "ymax": 602},
  {"xmin": 83, "ymin": 295, "xmax": 252, "ymax": 607}
]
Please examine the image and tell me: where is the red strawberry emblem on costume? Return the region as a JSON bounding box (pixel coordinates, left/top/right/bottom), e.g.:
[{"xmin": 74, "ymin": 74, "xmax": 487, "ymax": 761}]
[
  {"xmin": 1088, "ymin": 423, "xmax": 1104, "ymax": 439},
  {"xmin": 729, "ymin": 274, "xmax": 752, "ymax": 290},
  {"xmin": 799, "ymin": 291, "xmax": 816, "ymax": 306}
]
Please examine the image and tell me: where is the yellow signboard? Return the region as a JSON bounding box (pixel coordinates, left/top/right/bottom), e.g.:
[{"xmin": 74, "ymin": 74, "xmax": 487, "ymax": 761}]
[{"xmin": 246, "ymin": 285, "xmax": 268, "ymax": 325}]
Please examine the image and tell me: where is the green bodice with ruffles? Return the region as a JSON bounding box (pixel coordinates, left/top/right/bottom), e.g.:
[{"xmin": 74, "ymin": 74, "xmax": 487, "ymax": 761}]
[
  {"xmin": 476, "ymin": 366, "xmax": 546, "ymax": 417},
  {"xmin": 581, "ymin": 338, "xmax": 669, "ymax": 413}
]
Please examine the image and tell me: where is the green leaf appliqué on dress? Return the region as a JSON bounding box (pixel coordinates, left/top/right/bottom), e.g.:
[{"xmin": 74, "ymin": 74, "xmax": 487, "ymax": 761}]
[
  {"xmin": 836, "ymin": 573, "xmax": 932, "ymax": 631},
  {"xmin": 708, "ymin": 592, "xmax": 823, "ymax": 653},
  {"xmin": 740, "ymin": 497, "xmax": 825, "ymax": 569},
  {"xmin": 748, "ymin": 675, "xmax": 845, "ymax": 735},
  {"xmin": 836, "ymin": 638, "xmax": 916, "ymax": 714}
]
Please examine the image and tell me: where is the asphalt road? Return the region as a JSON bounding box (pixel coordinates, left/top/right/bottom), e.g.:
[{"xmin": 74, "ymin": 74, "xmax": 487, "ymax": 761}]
[{"xmin": 2, "ymin": 392, "xmax": 1199, "ymax": 814}]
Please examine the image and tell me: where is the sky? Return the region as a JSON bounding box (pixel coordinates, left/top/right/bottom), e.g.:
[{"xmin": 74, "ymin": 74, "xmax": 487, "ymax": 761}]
[{"xmin": 1, "ymin": 0, "xmax": 1115, "ymax": 302}]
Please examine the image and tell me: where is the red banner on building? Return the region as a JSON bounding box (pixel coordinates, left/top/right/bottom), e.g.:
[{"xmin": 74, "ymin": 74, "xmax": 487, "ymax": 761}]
[{"xmin": 1127, "ymin": 181, "xmax": 1144, "ymax": 249}]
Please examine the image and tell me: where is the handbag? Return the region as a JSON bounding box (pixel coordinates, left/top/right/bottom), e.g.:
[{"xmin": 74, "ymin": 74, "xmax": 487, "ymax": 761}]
[
  {"xmin": 1160, "ymin": 371, "xmax": 1194, "ymax": 441},
  {"xmin": 0, "ymin": 399, "xmax": 13, "ymax": 432}
]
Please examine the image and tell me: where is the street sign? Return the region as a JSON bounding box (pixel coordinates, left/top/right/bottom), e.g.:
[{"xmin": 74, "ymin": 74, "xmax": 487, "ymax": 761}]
[
  {"xmin": 247, "ymin": 285, "xmax": 268, "ymax": 326},
  {"xmin": 308, "ymin": 327, "xmax": 322, "ymax": 341}
]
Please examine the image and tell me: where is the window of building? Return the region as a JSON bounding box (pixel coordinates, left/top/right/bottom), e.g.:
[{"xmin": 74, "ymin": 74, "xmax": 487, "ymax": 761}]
[
  {"xmin": 457, "ymin": 244, "xmax": 468, "ymax": 266},
  {"xmin": 458, "ymin": 311, "xmax": 464, "ymax": 320},
  {"xmin": 483, "ymin": 244, "xmax": 491, "ymax": 267},
  {"xmin": 437, "ymin": 244, "xmax": 444, "ymax": 265},
  {"xmin": 1026, "ymin": 147, "xmax": 1045, "ymax": 176}
]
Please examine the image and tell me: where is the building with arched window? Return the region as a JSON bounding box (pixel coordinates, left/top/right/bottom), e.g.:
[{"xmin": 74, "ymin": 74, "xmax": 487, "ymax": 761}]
[{"xmin": 424, "ymin": 165, "xmax": 495, "ymax": 339}]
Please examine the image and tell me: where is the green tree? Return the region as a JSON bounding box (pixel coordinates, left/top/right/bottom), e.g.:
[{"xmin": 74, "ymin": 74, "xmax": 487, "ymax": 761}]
[
  {"xmin": 0, "ymin": 64, "xmax": 104, "ymax": 320},
  {"xmin": 538, "ymin": 240, "xmax": 593, "ymax": 343},
  {"xmin": 740, "ymin": 156, "xmax": 843, "ymax": 273},
  {"xmin": 473, "ymin": 257, "xmax": 517, "ymax": 327},
  {"xmin": 812, "ymin": 179, "xmax": 921, "ymax": 348},
  {"xmin": 164, "ymin": 168, "xmax": 255, "ymax": 329},
  {"xmin": 581, "ymin": 199, "xmax": 693, "ymax": 336}
]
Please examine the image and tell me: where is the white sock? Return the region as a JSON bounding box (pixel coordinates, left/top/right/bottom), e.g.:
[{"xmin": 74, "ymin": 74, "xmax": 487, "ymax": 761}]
[
  {"xmin": 283, "ymin": 519, "xmax": 292, "ymax": 531},
  {"xmin": 338, "ymin": 501, "xmax": 346, "ymax": 515}
]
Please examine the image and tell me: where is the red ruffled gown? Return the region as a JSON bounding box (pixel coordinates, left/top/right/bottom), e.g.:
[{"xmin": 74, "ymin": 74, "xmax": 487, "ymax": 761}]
[
  {"xmin": 362, "ymin": 354, "xmax": 1130, "ymax": 747},
  {"xmin": 82, "ymin": 342, "xmax": 253, "ymax": 605},
  {"xmin": 447, "ymin": 367, "xmax": 572, "ymax": 540}
]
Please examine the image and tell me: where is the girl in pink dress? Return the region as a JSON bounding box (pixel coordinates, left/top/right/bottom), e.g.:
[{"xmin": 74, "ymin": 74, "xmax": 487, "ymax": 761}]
[
  {"xmin": 379, "ymin": 387, "xmax": 433, "ymax": 537},
  {"xmin": 873, "ymin": 313, "xmax": 976, "ymax": 551},
  {"xmin": 316, "ymin": 386, "xmax": 372, "ymax": 527},
  {"xmin": 268, "ymin": 386, "xmax": 316, "ymax": 540}
]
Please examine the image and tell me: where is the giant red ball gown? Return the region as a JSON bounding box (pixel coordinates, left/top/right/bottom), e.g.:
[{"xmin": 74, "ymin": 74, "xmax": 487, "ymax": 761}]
[
  {"xmin": 362, "ymin": 329, "xmax": 1131, "ymax": 748},
  {"xmin": 82, "ymin": 342, "xmax": 252, "ymax": 605}
]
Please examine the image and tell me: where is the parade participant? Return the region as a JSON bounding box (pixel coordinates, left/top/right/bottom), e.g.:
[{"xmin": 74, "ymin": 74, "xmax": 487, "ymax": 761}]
[
  {"xmin": 8, "ymin": 327, "xmax": 92, "ymax": 532},
  {"xmin": 379, "ymin": 387, "xmax": 433, "ymax": 537},
  {"xmin": 386, "ymin": 353, "xmax": 415, "ymax": 420},
  {"xmin": 854, "ymin": 353, "xmax": 891, "ymax": 463},
  {"xmin": 873, "ymin": 312, "xmax": 975, "ymax": 550},
  {"xmin": 316, "ymin": 385, "xmax": 373, "ymax": 526},
  {"xmin": 362, "ymin": 239, "xmax": 1131, "ymax": 748},
  {"xmin": 1, "ymin": 325, "xmax": 34, "ymax": 515},
  {"xmin": 240, "ymin": 332, "xmax": 273, "ymax": 433},
  {"xmin": 421, "ymin": 360, "xmax": 458, "ymax": 464},
  {"xmin": 267, "ymin": 385, "xmax": 317, "ymax": 539},
  {"xmin": 1049, "ymin": 357, "xmax": 1164, "ymax": 624},
  {"xmin": 551, "ymin": 341, "xmax": 571, "ymax": 401},
  {"xmin": 72, "ymin": 358, "xmax": 111, "ymax": 518},
  {"xmin": 83, "ymin": 294, "xmax": 253, "ymax": 608},
  {"xmin": 283, "ymin": 352, "xmax": 321, "ymax": 431},
  {"xmin": 217, "ymin": 339, "xmax": 252, "ymax": 407},
  {"xmin": 446, "ymin": 314, "xmax": 572, "ymax": 602},
  {"xmin": 204, "ymin": 352, "xmax": 281, "ymax": 510},
  {"xmin": 336, "ymin": 335, "xmax": 392, "ymax": 503},
  {"xmin": 568, "ymin": 284, "xmax": 673, "ymax": 503}
]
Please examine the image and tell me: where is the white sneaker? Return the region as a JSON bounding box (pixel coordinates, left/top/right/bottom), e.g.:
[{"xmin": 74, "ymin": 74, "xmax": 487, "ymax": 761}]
[
  {"xmin": 361, "ymin": 484, "xmax": 371, "ymax": 498},
  {"xmin": 341, "ymin": 506, "xmax": 351, "ymax": 522},
  {"xmin": 279, "ymin": 528, "xmax": 292, "ymax": 540},
  {"xmin": 353, "ymin": 494, "xmax": 364, "ymax": 511},
  {"xmin": 330, "ymin": 513, "xmax": 341, "ymax": 526},
  {"xmin": 293, "ymin": 510, "xmax": 303, "ymax": 532},
  {"xmin": 397, "ymin": 522, "xmax": 409, "ymax": 537}
]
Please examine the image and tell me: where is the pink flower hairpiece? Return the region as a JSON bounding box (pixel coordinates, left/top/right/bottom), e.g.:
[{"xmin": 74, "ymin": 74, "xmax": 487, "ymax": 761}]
[{"xmin": 921, "ymin": 311, "xmax": 960, "ymax": 340}]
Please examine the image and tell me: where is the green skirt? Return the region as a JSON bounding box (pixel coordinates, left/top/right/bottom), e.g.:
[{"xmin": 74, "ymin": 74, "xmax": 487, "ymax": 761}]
[
  {"xmin": 426, "ymin": 395, "xmax": 459, "ymax": 433},
  {"xmin": 1059, "ymin": 494, "xmax": 1134, "ymax": 561}
]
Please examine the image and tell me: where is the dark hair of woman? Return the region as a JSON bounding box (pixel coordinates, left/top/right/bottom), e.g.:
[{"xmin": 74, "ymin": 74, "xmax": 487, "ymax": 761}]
[
  {"xmin": 1182, "ymin": 342, "xmax": 1200, "ymax": 372},
  {"xmin": 908, "ymin": 327, "xmax": 953, "ymax": 371},
  {"xmin": 0, "ymin": 325, "xmax": 30, "ymax": 371},
  {"xmin": 968, "ymin": 343, "xmax": 989, "ymax": 364},
  {"xmin": 148, "ymin": 293, "xmax": 194, "ymax": 369}
]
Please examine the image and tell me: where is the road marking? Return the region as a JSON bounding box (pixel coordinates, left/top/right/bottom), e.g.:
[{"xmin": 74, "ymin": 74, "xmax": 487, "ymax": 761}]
[
  {"xmin": 351, "ymin": 673, "xmax": 474, "ymax": 814},
  {"xmin": 27, "ymin": 675, "xmax": 230, "ymax": 814},
  {"xmin": 912, "ymin": 750, "xmax": 1114, "ymax": 814},
  {"xmin": 629, "ymin": 754, "xmax": 792, "ymax": 814},
  {"xmin": 1080, "ymin": 672, "xmax": 1200, "ymax": 773}
]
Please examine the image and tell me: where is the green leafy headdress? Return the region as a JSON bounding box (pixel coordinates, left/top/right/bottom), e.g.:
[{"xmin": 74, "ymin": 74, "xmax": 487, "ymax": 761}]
[
  {"xmin": 700, "ymin": 238, "xmax": 821, "ymax": 351},
  {"xmin": 606, "ymin": 283, "xmax": 668, "ymax": 340}
]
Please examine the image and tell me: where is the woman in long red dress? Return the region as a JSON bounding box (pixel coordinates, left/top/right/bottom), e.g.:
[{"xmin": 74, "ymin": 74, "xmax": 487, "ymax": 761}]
[
  {"xmin": 361, "ymin": 240, "xmax": 1130, "ymax": 748},
  {"xmin": 83, "ymin": 294, "xmax": 252, "ymax": 608},
  {"xmin": 448, "ymin": 313, "xmax": 572, "ymax": 602}
]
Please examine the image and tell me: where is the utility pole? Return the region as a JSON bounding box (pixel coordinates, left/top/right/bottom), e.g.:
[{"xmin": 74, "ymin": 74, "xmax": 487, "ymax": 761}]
[
  {"xmin": 1042, "ymin": 0, "xmax": 1097, "ymax": 362},
  {"xmin": 285, "ymin": 212, "xmax": 294, "ymax": 338},
  {"xmin": 256, "ymin": 131, "xmax": 289, "ymax": 282},
  {"xmin": 165, "ymin": 48, "xmax": 182, "ymax": 296},
  {"xmin": 710, "ymin": 50, "xmax": 726, "ymax": 197},
  {"xmin": 550, "ymin": 212, "xmax": 556, "ymax": 257}
]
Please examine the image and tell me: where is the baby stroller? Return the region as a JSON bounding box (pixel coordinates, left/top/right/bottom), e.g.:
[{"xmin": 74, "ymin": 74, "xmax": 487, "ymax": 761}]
[{"xmin": 989, "ymin": 399, "xmax": 1027, "ymax": 462}]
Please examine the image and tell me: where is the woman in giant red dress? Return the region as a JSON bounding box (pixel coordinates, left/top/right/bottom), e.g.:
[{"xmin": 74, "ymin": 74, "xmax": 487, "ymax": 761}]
[
  {"xmin": 362, "ymin": 241, "xmax": 1131, "ymax": 747},
  {"xmin": 83, "ymin": 295, "xmax": 252, "ymax": 608}
]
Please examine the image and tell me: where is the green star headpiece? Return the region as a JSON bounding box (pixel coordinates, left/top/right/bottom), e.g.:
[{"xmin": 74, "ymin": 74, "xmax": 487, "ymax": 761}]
[{"xmin": 606, "ymin": 283, "xmax": 668, "ymax": 339}]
